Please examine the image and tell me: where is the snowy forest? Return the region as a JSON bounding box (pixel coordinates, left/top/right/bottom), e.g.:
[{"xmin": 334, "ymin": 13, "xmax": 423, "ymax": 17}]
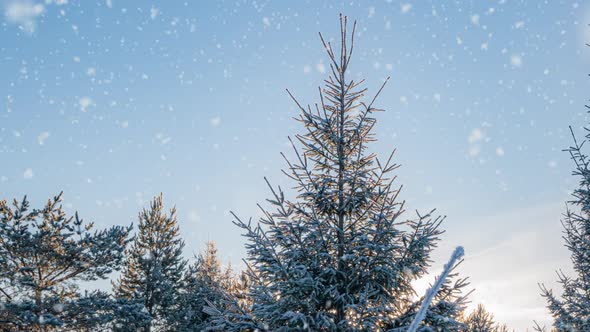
[{"xmin": 1, "ymin": 1, "xmax": 590, "ymax": 331}]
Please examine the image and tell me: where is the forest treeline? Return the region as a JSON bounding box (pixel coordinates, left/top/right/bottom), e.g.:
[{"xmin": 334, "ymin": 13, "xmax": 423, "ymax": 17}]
[{"xmin": 1, "ymin": 16, "xmax": 588, "ymax": 332}]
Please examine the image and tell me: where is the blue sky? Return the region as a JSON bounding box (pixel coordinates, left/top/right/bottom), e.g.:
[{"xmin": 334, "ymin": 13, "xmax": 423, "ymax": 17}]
[{"xmin": 1, "ymin": 0, "xmax": 589, "ymax": 329}]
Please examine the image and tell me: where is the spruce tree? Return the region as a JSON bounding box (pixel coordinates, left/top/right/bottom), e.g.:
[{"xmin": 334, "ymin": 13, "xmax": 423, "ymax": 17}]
[
  {"xmin": 57, "ymin": 290, "xmax": 151, "ymax": 332},
  {"xmin": 0, "ymin": 192, "xmax": 135, "ymax": 331},
  {"xmin": 176, "ymin": 241, "xmax": 234, "ymax": 331},
  {"xmin": 464, "ymin": 304, "xmax": 509, "ymax": 332},
  {"xmin": 113, "ymin": 193, "xmax": 187, "ymax": 331},
  {"xmin": 207, "ymin": 15, "xmax": 468, "ymax": 331},
  {"xmin": 229, "ymin": 270, "xmax": 253, "ymax": 310},
  {"xmin": 538, "ymin": 123, "xmax": 590, "ymax": 331}
]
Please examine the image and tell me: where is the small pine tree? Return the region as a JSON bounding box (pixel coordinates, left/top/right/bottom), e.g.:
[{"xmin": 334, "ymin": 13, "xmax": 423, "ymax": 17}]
[
  {"xmin": 0, "ymin": 192, "xmax": 134, "ymax": 331},
  {"xmin": 113, "ymin": 193, "xmax": 187, "ymax": 331},
  {"xmin": 465, "ymin": 304, "xmax": 508, "ymax": 332},
  {"xmin": 538, "ymin": 123, "xmax": 590, "ymax": 331},
  {"xmin": 207, "ymin": 15, "xmax": 469, "ymax": 331},
  {"xmin": 176, "ymin": 241, "xmax": 234, "ymax": 331}
]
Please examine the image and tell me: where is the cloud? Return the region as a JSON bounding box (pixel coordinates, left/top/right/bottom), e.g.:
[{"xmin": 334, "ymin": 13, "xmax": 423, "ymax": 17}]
[
  {"xmin": 4, "ymin": 0, "xmax": 45, "ymax": 33},
  {"xmin": 460, "ymin": 227, "xmax": 566, "ymax": 328},
  {"xmin": 419, "ymin": 201, "xmax": 570, "ymax": 330}
]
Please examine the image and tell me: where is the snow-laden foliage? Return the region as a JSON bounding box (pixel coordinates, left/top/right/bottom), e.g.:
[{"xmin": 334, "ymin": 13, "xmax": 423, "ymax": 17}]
[
  {"xmin": 205, "ymin": 15, "xmax": 469, "ymax": 332},
  {"xmin": 538, "ymin": 125, "xmax": 590, "ymax": 332},
  {"xmin": 113, "ymin": 193, "xmax": 187, "ymax": 331},
  {"xmin": 406, "ymin": 247, "xmax": 465, "ymax": 332},
  {"xmin": 175, "ymin": 241, "xmax": 235, "ymax": 331},
  {"xmin": 0, "ymin": 192, "xmax": 134, "ymax": 331}
]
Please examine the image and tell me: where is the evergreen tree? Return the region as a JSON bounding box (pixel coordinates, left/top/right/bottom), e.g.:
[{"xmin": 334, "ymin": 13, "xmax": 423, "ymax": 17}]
[
  {"xmin": 229, "ymin": 270, "xmax": 254, "ymax": 310},
  {"xmin": 0, "ymin": 192, "xmax": 135, "ymax": 331},
  {"xmin": 207, "ymin": 15, "xmax": 468, "ymax": 331},
  {"xmin": 464, "ymin": 304, "xmax": 509, "ymax": 332},
  {"xmin": 176, "ymin": 241, "xmax": 234, "ymax": 331},
  {"xmin": 113, "ymin": 194, "xmax": 187, "ymax": 331},
  {"xmin": 58, "ymin": 290, "xmax": 151, "ymax": 332},
  {"xmin": 538, "ymin": 122, "xmax": 590, "ymax": 331}
]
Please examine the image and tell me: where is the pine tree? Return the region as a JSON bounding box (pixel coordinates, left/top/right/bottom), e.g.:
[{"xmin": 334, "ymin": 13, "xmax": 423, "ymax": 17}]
[
  {"xmin": 537, "ymin": 123, "xmax": 590, "ymax": 331},
  {"xmin": 113, "ymin": 193, "xmax": 187, "ymax": 331},
  {"xmin": 464, "ymin": 304, "xmax": 509, "ymax": 332},
  {"xmin": 0, "ymin": 192, "xmax": 136, "ymax": 331},
  {"xmin": 176, "ymin": 241, "xmax": 234, "ymax": 331},
  {"xmin": 207, "ymin": 15, "xmax": 468, "ymax": 331}
]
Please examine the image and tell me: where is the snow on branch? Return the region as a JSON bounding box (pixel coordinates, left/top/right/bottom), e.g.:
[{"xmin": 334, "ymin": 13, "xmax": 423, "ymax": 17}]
[{"xmin": 406, "ymin": 246, "xmax": 465, "ymax": 332}]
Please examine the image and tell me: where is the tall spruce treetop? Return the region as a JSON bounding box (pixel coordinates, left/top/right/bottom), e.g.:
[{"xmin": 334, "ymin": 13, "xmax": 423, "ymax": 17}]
[
  {"xmin": 114, "ymin": 193, "xmax": 187, "ymax": 331},
  {"xmin": 538, "ymin": 122, "xmax": 590, "ymax": 331},
  {"xmin": 0, "ymin": 192, "xmax": 133, "ymax": 331},
  {"xmin": 209, "ymin": 16, "xmax": 468, "ymax": 332}
]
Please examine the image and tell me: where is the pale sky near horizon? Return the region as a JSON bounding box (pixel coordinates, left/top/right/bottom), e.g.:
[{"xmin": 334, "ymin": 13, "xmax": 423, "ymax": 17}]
[{"xmin": 1, "ymin": 0, "xmax": 589, "ymax": 330}]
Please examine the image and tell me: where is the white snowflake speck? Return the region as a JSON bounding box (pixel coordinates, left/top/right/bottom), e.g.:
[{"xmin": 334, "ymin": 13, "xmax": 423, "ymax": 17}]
[{"xmin": 23, "ymin": 168, "xmax": 33, "ymax": 179}]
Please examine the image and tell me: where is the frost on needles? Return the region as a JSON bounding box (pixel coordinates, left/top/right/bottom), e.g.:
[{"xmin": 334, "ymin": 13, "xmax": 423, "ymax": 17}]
[
  {"xmin": 537, "ymin": 124, "xmax": 590, "ymax": 331},
  {"xmin": 0, "ymin": 192, "xmax": 149, "ymax": 331},
  {"xmin": 113, "ymin": 194, "xmax": 187, "ymax": 332},
  {"xmin": 205, "ymin": 15, "xmax": 470, "ymax": 332}
]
